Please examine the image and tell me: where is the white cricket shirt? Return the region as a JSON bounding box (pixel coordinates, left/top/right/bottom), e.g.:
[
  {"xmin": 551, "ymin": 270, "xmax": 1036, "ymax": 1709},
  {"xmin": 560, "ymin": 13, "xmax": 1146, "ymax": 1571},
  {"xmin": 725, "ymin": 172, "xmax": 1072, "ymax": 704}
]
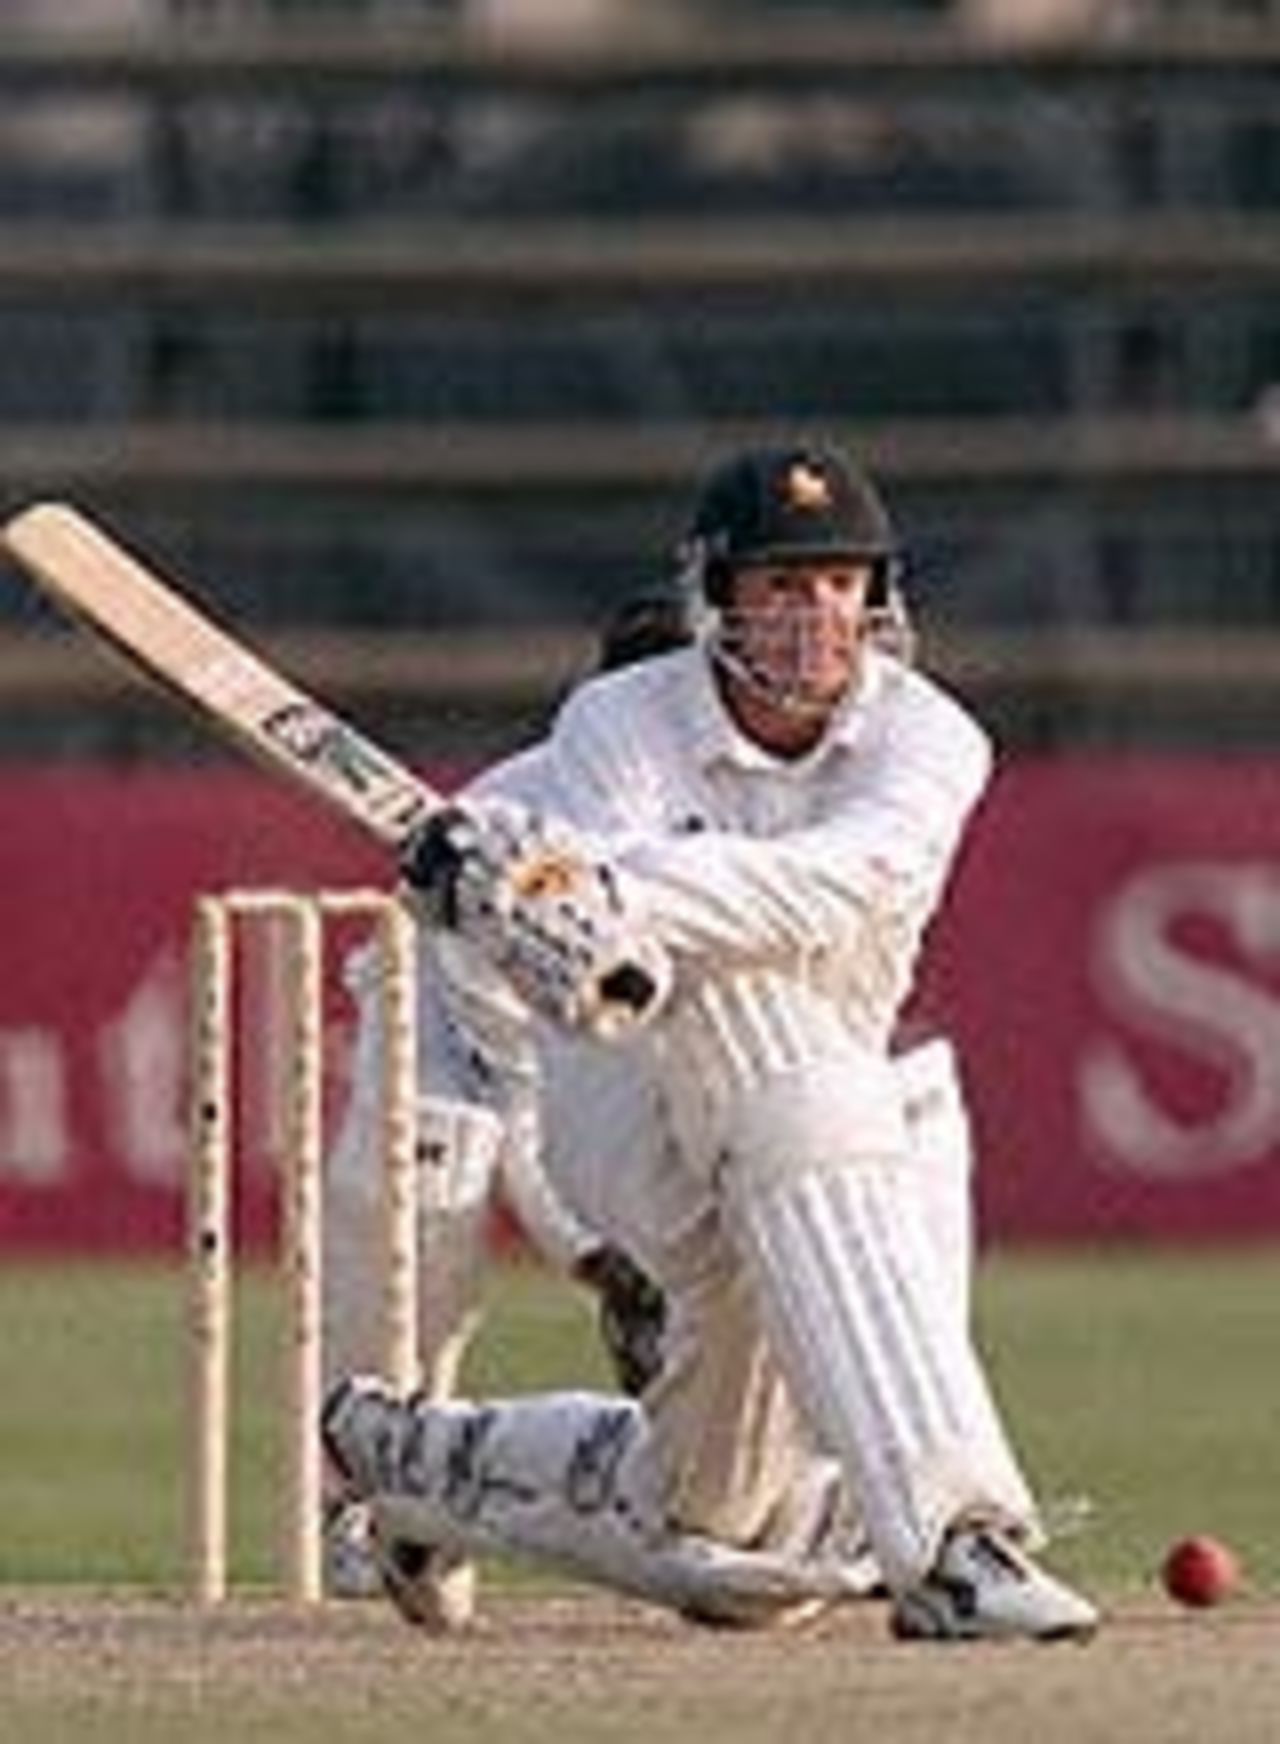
[{"xmin": 543, "ymin": 645, "xmax": 992, "ymax": 1112}]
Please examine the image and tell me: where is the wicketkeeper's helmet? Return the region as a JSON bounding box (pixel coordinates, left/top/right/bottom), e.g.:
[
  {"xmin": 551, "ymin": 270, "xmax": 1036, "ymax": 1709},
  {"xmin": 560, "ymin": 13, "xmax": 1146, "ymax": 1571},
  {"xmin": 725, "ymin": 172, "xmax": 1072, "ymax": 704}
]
[
  {"xmin": 595, "ymin": 587, "xmax": 695, "ymax": 673},
  {"xmin": 681, "ymin": 443, "xmax": 900, "ymax": 607}
]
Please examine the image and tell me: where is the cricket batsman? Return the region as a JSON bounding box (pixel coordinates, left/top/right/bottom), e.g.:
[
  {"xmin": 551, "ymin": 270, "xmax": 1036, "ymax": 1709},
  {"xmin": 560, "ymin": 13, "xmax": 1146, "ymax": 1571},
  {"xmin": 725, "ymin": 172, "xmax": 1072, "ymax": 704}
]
[{"xmin": 323, "ymin": 441, "xmax": 1100, "ymax": 1643}]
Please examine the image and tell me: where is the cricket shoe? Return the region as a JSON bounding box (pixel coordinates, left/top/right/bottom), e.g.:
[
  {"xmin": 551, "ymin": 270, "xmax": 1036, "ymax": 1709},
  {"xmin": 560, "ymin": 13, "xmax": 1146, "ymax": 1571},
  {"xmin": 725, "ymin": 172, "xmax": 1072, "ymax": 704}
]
[
  {"xmin": 321, "ymin": 1375, "xmax": 477, "ymax": 1630},
  {"xmin": 370, "ymin": 1525, "xmax": 478, "ymax": 1632},
  {"xmin": 892, "ymin": 1525, "xmax": 1100, "ymax": 1644},
  {"xmin": 322, "ymin": 1496, "xmax": 382, "ymax": 1600}
]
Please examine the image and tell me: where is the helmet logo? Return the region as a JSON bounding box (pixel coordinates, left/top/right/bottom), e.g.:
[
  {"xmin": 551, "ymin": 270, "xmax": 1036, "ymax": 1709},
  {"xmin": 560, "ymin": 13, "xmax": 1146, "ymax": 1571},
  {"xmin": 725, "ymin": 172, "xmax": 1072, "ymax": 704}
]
[{"xmin": 781, "ymin": 461, "xmax": 832, "ymax": 511}]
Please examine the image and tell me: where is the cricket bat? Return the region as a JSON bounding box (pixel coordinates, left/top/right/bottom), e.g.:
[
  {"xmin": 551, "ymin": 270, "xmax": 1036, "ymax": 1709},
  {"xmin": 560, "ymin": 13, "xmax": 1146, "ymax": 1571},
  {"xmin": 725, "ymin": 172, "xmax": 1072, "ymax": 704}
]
[
  {"xmin": 2, "ymin": 500, "xmax": 436, "ymax": 848},
  {"xmin": 1, "ymin": 500, "xmax": 665, "ymax": 1038}
]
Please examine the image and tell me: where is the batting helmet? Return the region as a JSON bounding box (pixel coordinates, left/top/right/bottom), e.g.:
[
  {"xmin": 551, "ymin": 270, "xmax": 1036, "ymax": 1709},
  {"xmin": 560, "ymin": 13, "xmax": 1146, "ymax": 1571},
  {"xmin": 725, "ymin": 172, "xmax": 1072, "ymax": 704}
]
[{"xmin": 683, "ymin": 444, "xmax": 900, "ymax": 607}]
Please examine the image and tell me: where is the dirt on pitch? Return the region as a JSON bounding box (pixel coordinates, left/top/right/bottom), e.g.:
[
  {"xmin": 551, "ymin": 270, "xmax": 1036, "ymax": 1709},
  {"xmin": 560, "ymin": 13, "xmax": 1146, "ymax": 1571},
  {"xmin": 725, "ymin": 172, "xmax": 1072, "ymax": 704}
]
[{"xmin": 3, "ymin": 1588, "xmax": 1279, "ymax": 1744}]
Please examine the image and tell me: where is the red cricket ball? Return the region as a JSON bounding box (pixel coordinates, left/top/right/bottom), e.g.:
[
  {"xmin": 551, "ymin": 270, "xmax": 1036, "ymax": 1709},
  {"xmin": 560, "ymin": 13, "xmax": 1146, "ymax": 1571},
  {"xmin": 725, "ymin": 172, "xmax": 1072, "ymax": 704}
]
[{"xmin": 1160, "ymin": 1535, "xmax": 1240, "ymax": 1608}]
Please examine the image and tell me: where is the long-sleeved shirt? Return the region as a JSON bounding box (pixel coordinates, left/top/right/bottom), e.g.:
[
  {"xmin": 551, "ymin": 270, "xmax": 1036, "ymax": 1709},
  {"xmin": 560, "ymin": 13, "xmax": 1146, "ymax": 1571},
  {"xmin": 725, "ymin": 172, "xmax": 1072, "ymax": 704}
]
[{"xmin": 541, "ymin": 643, "xmax": 992, "ymax": 1152}]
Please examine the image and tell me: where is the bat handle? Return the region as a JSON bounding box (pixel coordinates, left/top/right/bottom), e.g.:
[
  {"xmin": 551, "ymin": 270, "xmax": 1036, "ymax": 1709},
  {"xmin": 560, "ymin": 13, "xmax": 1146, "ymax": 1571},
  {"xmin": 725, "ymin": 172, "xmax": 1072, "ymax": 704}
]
[
  {"xmin": 589, "ymin": 945, "xmax": 673, "ymax": 1040},
  {"xmin": 597, "ymin": 962, "xmax": 662, "ymax": 1013}
]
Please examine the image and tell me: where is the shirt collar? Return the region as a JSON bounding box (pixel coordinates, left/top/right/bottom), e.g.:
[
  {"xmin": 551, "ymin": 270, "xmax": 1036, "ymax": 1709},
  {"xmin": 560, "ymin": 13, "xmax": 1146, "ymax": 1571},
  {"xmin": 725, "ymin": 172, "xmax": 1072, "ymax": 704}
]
[{"xmin": 681, "ymin": 644, "xmax": 888, "ymax": 776}]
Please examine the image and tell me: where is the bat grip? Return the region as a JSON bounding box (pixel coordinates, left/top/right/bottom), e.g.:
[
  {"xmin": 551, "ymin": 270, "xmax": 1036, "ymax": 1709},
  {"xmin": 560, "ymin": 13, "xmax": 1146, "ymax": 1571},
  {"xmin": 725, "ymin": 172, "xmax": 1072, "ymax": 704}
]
[{"xmin": 597, "ymin": 961, "xmax": 661, "ymax": 1014}]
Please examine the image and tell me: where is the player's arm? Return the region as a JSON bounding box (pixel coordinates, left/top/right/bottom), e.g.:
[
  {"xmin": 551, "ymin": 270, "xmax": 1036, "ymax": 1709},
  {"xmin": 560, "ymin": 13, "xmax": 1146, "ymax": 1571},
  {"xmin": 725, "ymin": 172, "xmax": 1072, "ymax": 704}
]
[
  {"xmin": 397, "ymin": 797, "xmax": 672, "ymax": 1040},
  {"xmin": 546, "ymin": 676, "xmax": 991, "ymax": 975},
  {"xmin": 623, "ymin": 746, "xmax": 987, "ymax": 968}
]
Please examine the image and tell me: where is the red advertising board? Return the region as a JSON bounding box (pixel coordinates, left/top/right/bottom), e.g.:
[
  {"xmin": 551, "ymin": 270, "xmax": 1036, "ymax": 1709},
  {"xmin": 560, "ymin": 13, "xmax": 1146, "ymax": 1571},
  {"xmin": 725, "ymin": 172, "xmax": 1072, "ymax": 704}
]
[
  {"xmin": 915, "ymin": 757, "xmax": 1280, "ymax": 1243},
  {"xmin": 0, "ymin": 766, "xmax": 389, "ymax": 1254},
  {"xmin": 0, "ymin": 757, "xmax": 1277, "ymax": 1252}
]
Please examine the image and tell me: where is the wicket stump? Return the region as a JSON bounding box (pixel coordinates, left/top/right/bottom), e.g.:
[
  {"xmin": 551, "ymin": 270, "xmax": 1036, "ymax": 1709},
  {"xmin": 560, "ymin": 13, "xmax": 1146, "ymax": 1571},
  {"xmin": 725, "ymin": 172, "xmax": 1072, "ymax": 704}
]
[{"xmin": 186, "ymin": 887, "xmax": 419, "ymax": 1605}]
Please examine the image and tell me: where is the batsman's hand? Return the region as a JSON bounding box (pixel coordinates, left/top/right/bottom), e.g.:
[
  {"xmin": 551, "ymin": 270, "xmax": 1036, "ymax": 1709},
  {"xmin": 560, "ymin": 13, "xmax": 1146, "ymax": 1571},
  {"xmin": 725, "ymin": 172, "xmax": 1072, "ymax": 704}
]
[{"xmin": 399, "ymin": 800, "xmax": 672, "ymax": 1041}]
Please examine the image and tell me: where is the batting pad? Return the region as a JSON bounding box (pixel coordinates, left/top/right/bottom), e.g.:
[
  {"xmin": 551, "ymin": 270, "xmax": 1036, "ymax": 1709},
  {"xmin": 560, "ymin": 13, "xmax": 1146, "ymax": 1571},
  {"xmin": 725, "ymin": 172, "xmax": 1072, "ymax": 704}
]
[
  {"xmin": 414, "ymin": 1094, "xmax": 507, "ymax": 1397},
  {"xmin": 369, "ymin": 1391, "xmax": 867, "ymax": 1627},
  {"xmin": 722, "ymin": 1086, "xmax": 1037, "ymax": 1590},
  {"xmin": 323, "ymin": 1092, "xmax": 502, "ymax": 1391}
]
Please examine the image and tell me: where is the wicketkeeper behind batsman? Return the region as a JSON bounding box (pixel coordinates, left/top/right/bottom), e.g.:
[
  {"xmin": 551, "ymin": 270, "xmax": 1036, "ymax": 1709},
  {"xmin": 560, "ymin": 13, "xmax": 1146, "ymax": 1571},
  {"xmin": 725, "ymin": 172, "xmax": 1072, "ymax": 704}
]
[{"xmin": 324, "ymin": 441, "xmax": 1100, "ymax": 1643}]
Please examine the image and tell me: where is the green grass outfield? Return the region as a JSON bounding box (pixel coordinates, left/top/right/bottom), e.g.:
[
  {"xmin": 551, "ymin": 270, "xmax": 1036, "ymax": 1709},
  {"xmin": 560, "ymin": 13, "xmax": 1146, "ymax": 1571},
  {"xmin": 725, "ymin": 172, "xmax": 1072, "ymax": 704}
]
[{"xmin": 1, "ymin": 1246, "xmax": 1277, "ymax": 1599}]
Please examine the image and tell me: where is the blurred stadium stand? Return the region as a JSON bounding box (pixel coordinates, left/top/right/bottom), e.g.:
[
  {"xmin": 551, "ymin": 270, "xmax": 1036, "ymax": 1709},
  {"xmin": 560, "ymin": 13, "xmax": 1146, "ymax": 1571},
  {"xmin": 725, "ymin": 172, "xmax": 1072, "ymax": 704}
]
[{"xmin": 0, "ymin": 0, "xmax": 1276, "ymax": 758}]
